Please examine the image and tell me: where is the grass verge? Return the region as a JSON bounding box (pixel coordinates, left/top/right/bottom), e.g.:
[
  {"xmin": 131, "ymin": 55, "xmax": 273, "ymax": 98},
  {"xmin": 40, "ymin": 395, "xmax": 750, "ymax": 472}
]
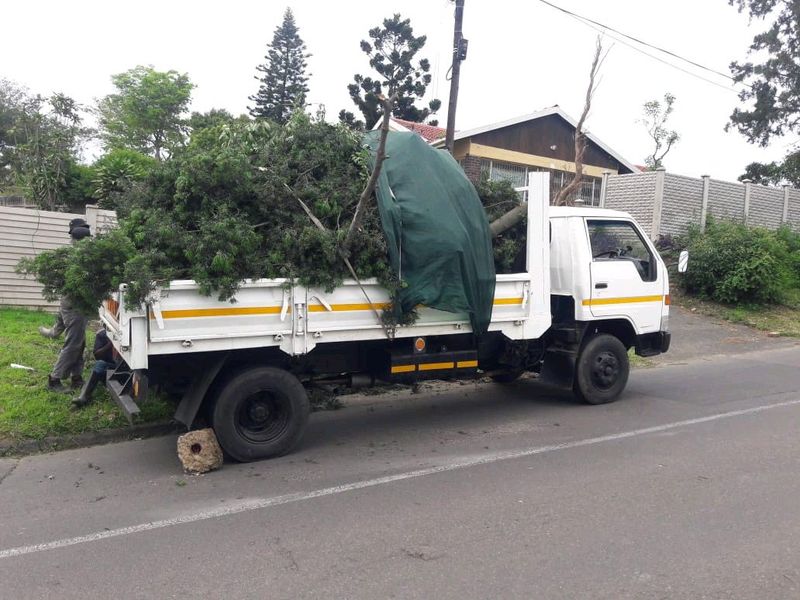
[
  {"xmin": 0, "ymin": 307, "xmax": 173, "ymax": 442},
  {"xmin": 673, "ymin": 289, "xmax": 800, "ymax": 338}
]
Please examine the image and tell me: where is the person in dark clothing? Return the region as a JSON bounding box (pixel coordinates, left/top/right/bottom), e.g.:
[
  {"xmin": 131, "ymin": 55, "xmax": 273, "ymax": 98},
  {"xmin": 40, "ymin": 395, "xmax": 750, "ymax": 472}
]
[
  {"xmin": 39, "ymin": 219, "xmax": 92, "ymax": 340},
  {"xmin": 42, "ymin": 218, "xmax": 92, "ymax": 393},
  {"xmin": 72, "ymin": 327, "xmax": 114, "ymax": 408}
]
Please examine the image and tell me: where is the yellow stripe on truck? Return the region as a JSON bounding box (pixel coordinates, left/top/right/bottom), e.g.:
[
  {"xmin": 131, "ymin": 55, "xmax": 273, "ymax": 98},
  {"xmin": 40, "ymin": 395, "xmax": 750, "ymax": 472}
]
[
  {"xmin": 154, "ymin": 297, "xmax": 526, "ymax": 320},
  {"xmin": 308, "ymin": 302, "xmax": 391, "ymax": 312},
  {"xmin": 391, "ymin": 364, "xmax": 416, "ymax": 374},
  {"xmin": 493, "ymin": 297, "xmax": 523, "ymax": 305},
  {"xmin": 582, "ymin": 295, "xmax": 664, "ymax": 307},
  {"xmin": 158, "ymin": 306, "xmax": 283, "ymax": 319},
  {"xmin": 418, "ymin": 361, "xmax": 455, "ymax": 371},
  {"xmin": 457, "ymin": 360, "xmax": 478, "ymax": 368}
]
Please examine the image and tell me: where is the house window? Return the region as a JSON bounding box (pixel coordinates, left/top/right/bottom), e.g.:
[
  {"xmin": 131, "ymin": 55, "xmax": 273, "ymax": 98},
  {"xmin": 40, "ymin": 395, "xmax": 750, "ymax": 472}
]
[{"xmin": 478, "ymin": 158, "xmax": 602, "ymax": 206}]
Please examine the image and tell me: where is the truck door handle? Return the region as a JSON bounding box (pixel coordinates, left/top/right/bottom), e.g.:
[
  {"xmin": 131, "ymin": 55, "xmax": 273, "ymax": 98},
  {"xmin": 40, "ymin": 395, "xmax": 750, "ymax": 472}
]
[{"xmin": 594, "ymin": 283, "xmax": 608, "ymax": 289}]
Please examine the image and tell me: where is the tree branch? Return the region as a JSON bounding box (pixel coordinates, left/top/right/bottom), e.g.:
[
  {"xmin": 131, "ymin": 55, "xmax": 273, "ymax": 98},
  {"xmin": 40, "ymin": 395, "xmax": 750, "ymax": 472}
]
[
  {"xmin": 554, "ymin": 36, "xmax": 604, "ymax": 207},
  {"xmin": 345, "ymin": 93, "xmax": 396, "ymax": 247}
]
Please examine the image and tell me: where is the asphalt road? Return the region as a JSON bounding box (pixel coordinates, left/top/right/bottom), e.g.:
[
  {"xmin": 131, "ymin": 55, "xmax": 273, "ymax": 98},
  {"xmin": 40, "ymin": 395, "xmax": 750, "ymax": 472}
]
[{"xmin": 1, "ymin": 343, "xmax": 799, "ymax": 599}]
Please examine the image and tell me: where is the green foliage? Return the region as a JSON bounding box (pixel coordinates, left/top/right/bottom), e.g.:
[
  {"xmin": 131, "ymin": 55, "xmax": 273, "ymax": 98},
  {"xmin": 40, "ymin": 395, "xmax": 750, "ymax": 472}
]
[
  {"xmin": 23, "ymin": 112, "xmax": 401, "ymax": 315},
  {"xmin": 679, "ymin": 219, "xmax": 799, "ymax": 305},
  {"xmin": 249, "ymin": 8, "xmax": 310, "ymax": 124},
  {"xmin": 17, "ymin": 230, "xmax": 136, "ymax": 314},
  {"xmin": 476, "ymin": 178, "xmax": 527, "ymax": 273},
  {"xmin": 342, "ymin": 13, "xmax": 441, "ymax": 129},
  {"xmin": 61, "ymin": 161, "xmax": 95, "ymax": 211},
  {"xmin": 98, "ymin": 66, "xmax": 193, "ymax": 160},
  {"xmin": 1, "ymin": 83, "xmax": 92, "ymax": 209},
  {"xmin": 91, "ymin": 148, "xmax": 156, "ymax": 209},
  {"xmin": 728, "ymin": 1, "xmax": 800, "ymax": 145},
  {"xmin": 739, "ymin": 150, "xmax": 800, "ymax": 187},
  {"xmin": 188, "ymin": 108, "xmax": 242, "ymax": 132}
]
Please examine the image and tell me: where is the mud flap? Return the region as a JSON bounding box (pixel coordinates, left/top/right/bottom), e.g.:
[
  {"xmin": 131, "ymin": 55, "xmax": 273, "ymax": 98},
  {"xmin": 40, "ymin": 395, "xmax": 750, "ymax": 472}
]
[{"xmin": 538, "ymin": 348, "xmax": 577, "ymax": 390}]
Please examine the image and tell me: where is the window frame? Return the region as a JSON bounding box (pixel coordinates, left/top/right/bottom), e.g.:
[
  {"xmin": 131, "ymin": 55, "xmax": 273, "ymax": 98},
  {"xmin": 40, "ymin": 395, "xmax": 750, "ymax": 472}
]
[{"xmin": 585, "ymin": 218, "xmax": 658, "ymax": 282}]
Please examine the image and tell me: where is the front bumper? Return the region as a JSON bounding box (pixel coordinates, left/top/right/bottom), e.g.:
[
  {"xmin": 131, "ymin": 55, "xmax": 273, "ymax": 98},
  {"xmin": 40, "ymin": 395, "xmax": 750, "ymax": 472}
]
[{"xmin": 636, "ymin": 331, "xmax": 671, "ymax": 357}]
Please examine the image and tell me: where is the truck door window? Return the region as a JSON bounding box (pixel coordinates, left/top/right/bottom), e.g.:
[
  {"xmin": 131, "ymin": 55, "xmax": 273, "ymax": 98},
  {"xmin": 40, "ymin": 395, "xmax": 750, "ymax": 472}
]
[{"xmin": 587, "ymin": 220, "xmax": 656, "ymax": 282}]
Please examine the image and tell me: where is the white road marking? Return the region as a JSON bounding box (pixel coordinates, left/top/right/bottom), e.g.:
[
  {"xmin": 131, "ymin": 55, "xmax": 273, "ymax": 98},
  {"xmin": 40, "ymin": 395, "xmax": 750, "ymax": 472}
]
[{"xmin": 2, "ymin": 397, "xmax": 799, "ymax": 560}]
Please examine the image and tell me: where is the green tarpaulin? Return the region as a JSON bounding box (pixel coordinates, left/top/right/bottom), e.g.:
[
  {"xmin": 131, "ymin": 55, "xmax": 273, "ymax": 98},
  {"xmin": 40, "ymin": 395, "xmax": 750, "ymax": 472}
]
[{"xmin": 365, "ymin": 131, "xmax": 496, "ymax": 335}]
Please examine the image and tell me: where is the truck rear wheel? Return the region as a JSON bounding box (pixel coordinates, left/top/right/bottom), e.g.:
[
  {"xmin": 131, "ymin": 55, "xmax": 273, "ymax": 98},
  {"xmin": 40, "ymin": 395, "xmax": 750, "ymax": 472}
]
[
  {"xmin": 212, "ymin": 367, "xmax": 309, "ymax": 462},
  {"xmin": 573, "ymin": 334, "xmax": 629, "ymax": 405}
]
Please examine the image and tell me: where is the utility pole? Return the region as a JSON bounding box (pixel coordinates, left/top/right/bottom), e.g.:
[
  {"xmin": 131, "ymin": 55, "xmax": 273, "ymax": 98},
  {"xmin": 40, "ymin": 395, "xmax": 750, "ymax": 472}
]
[{"xmin": 445, "ymin": 0, "xmax": 466, "ymax": 154}]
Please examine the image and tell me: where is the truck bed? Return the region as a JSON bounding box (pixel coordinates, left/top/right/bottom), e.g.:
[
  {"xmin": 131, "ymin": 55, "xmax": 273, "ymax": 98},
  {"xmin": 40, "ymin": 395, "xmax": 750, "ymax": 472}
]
[{"xmin": 100, "ymin": 274, "xmax": 551, "ymax": 370}]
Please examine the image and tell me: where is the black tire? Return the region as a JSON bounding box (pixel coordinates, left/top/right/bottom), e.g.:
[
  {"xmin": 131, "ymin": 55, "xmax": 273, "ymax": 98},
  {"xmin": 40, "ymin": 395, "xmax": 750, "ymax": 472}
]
[
  {"xmin": 573, "ymin": 334, "xmax": 629, "ymax": 405},
  {"xmin": 491, "ymin": 370, "xmax": 523, "ymax": 384},
  {"xmin": 212, "ymin": 367, "xmax": 309, "ymax": 462}
]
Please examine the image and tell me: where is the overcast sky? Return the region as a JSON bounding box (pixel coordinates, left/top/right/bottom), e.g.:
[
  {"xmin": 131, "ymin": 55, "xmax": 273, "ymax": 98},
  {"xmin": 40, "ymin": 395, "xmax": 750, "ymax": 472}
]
[{"xmin": 3, "ymin": 0, "xmax": 790, "ymax": 180}]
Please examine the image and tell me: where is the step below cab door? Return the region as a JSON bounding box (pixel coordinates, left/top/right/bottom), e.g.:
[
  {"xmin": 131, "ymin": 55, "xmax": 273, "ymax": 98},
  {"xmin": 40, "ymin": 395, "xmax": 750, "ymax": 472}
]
[{"xmin": 585, "ymin": 218, "xmax": 665, "ymax": 333}]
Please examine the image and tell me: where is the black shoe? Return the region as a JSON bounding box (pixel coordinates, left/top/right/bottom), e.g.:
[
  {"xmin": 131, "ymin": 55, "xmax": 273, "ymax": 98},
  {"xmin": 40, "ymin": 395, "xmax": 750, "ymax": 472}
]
[
  {"xmin": 71, "ymin": 371, "xmax": 102, "ymax": 408},
  {"xmin": 48, "ymin": 376, "xmax": 68, "ymax": 393},
  {"xmin": 70, "ymin": 376, "xmax": 85, "ymax": 390}
]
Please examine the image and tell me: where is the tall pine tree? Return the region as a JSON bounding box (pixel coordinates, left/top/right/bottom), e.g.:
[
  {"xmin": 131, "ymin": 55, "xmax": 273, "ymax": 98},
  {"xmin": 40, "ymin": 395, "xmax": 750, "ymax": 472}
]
[
  {"xmin": 340, "ymin": 14, "xmax": 440, "ymax": 130},
  {"xmin": 249, "ymin": 8, "xmax": 310, "ymax": 124}
]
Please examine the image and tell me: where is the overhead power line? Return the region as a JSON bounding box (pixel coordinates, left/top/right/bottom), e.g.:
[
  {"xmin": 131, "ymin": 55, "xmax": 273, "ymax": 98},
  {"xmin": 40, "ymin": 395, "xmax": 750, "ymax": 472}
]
[{"xmin": 536, "ymin": 0, "xmax": 742, "ymax": 93}]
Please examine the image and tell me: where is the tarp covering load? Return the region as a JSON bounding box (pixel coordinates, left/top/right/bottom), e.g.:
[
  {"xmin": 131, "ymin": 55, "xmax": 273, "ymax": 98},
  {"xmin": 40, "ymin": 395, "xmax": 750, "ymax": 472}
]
[{"xmin": 365, "ymin": 131, "xmax": 496, "ymax": 335}]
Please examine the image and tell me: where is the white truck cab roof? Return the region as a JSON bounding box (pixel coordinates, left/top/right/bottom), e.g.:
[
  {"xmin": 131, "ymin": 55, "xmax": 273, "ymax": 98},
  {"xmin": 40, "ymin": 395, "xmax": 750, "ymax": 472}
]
[{"xmin": 548, "ymin": 206, "xmax": 632, "ymax": 220}]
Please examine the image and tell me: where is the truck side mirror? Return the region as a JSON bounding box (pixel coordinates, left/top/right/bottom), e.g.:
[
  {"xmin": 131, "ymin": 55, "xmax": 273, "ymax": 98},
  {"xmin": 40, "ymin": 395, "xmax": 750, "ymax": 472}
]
[{"xmin": 678, "ymin": 250, "xmax": 689, "ymax": 273}]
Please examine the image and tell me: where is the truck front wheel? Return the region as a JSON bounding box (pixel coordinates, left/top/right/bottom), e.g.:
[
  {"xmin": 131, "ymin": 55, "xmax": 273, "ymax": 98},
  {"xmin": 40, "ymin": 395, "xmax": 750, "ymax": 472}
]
[
  {"xmin": 573, "ymin": 334, "xmax": 629, "ymax": 405},
  {"xmin": 212, "ymin": 367, "xmax": 310, "ymax": 462}
]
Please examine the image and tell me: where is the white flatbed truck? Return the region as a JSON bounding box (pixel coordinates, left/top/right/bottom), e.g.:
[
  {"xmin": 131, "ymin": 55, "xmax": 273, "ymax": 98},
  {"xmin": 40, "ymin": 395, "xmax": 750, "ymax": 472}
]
[{"xmin": 99, "ymin": 175, "xmax": 673, "ymax": 461}]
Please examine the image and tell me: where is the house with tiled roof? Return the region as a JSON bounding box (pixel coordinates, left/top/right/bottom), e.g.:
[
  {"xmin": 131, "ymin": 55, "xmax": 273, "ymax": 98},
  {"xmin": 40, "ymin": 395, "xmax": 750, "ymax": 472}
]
[{"xmin": 386, "ymin": 107, "xmax": 637, "ymax": 205}]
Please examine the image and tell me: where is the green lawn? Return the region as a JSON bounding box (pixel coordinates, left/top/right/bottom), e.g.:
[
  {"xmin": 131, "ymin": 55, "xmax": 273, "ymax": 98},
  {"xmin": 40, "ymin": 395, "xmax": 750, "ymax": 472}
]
[{"xmin": 0, "ymin": 308, "xmax": 172, "ymax": 442}]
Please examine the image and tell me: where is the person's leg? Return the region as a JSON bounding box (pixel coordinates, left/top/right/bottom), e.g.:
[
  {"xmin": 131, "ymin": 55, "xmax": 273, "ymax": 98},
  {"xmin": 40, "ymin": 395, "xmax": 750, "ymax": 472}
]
[
  {"xmin": 72, "ymin": 360, "xmax": 112, "ymax": 407},
  {"xmin": 69, "ymin": 336, "xmax": 87, "ymax": 388},
  {"xmin": 49, "ymin": 310, "xmax": 88, "ymax": 391}
]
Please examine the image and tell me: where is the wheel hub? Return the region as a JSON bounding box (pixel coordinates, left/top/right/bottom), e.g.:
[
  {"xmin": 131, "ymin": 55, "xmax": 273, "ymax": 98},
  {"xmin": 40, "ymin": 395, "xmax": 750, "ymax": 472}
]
[
  {"xmin": 592, "ymin": 351, "xmax": 619, "ymax": 389},
  {"xmin": 248, "ymin": 402, "xmax": 270, "ymax": 424}
]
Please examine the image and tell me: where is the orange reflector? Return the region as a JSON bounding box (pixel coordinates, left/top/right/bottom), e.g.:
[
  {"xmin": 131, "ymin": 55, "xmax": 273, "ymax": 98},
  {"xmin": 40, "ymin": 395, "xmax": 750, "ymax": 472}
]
[
  {"xmin": 665, "ymin": 294, "xmax": 671, "ymax": 306},
  {"xmin": 414, "ymin": 337, "xmax": 426, "ymax": 353}
]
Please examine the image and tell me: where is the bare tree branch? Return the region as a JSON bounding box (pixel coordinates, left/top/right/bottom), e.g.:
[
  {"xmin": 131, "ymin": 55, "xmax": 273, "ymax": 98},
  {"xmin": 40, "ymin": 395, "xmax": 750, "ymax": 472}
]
[
  {"xmin": 553, "ymin": 36, "xmax": 604, "ymax": 206},
  {"xmin": 345, "ymin": 93, "xmax": 396, "ymax": 247},
  {"xmin": 489, "ymin": 36, "xmax": 606, "ymax": 236}
]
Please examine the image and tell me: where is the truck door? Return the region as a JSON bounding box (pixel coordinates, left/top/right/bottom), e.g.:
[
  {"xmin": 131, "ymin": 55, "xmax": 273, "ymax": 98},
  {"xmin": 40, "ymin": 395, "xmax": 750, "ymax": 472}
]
[{"xmin": 586, "ymin": 219, "xmax": 664, "ymax": 333}]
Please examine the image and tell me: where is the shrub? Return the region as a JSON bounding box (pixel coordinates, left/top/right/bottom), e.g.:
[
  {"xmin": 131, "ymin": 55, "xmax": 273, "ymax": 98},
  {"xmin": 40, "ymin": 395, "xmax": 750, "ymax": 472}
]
[{"xmin": 679, "ymin": 219, "xmax": 797, "ymax": 305}]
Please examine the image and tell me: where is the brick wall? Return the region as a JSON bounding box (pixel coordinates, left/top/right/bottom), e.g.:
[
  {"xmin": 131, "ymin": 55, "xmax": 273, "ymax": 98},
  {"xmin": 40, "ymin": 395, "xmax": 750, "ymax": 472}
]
[{"xmin": 460, "ymin": 155, "xmax": 482, "ymax": 184}]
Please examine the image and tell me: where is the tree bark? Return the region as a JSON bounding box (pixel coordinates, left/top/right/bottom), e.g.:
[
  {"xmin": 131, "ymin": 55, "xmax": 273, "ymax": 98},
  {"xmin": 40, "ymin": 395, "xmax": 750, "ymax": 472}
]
[{"xmin": 345, "ymin": 93, "xmax": 396, "ymax": 247}]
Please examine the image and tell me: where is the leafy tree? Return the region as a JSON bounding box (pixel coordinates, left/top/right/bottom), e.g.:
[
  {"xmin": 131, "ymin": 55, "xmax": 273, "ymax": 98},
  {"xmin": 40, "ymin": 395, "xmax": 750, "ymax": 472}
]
[
  {"xmin": 249, "ymin": 8, "xmax": 310, "ymax": 124},
  {"xmin": 739, "ymin": 149, "xmax": 800, "ymax": 187},
  {"xmin": 739, "ymin": 160, "xmax": 783, "ymax": 185},
  {"xmin": 0, "ymin": 79, "xmax": 29, "ymax": 188},
  {"xmin": 97, "ymin": 66, "xmax": 193, "ymax": 160},
  {"xmin": 92, "ymin": 148, "xmax": 156, "ymax": 209},
  {"xmin": 188, "ymin": 108, "xmax": 241, "ymax": 132},
  {"xmin": 728, "ymin": 0, "xmax": 800, "ymax": 145},
  {"xmin": 640, "ymin": 93, "xmax": 680, "ymax": 170},
  {"xmin": 341, "ymin": 14, "xmax": 441, "ymax": 130},
  {"xmin": 10, "ymin": 91, "xmax": 91, "ymax": 209}
]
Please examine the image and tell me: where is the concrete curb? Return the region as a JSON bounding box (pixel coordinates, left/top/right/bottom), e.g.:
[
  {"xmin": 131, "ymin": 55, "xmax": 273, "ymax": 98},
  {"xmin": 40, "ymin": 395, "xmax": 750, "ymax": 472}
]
[{"xmin": 0, "ymin": 421, "xmax": 183, "ymax": 458}]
